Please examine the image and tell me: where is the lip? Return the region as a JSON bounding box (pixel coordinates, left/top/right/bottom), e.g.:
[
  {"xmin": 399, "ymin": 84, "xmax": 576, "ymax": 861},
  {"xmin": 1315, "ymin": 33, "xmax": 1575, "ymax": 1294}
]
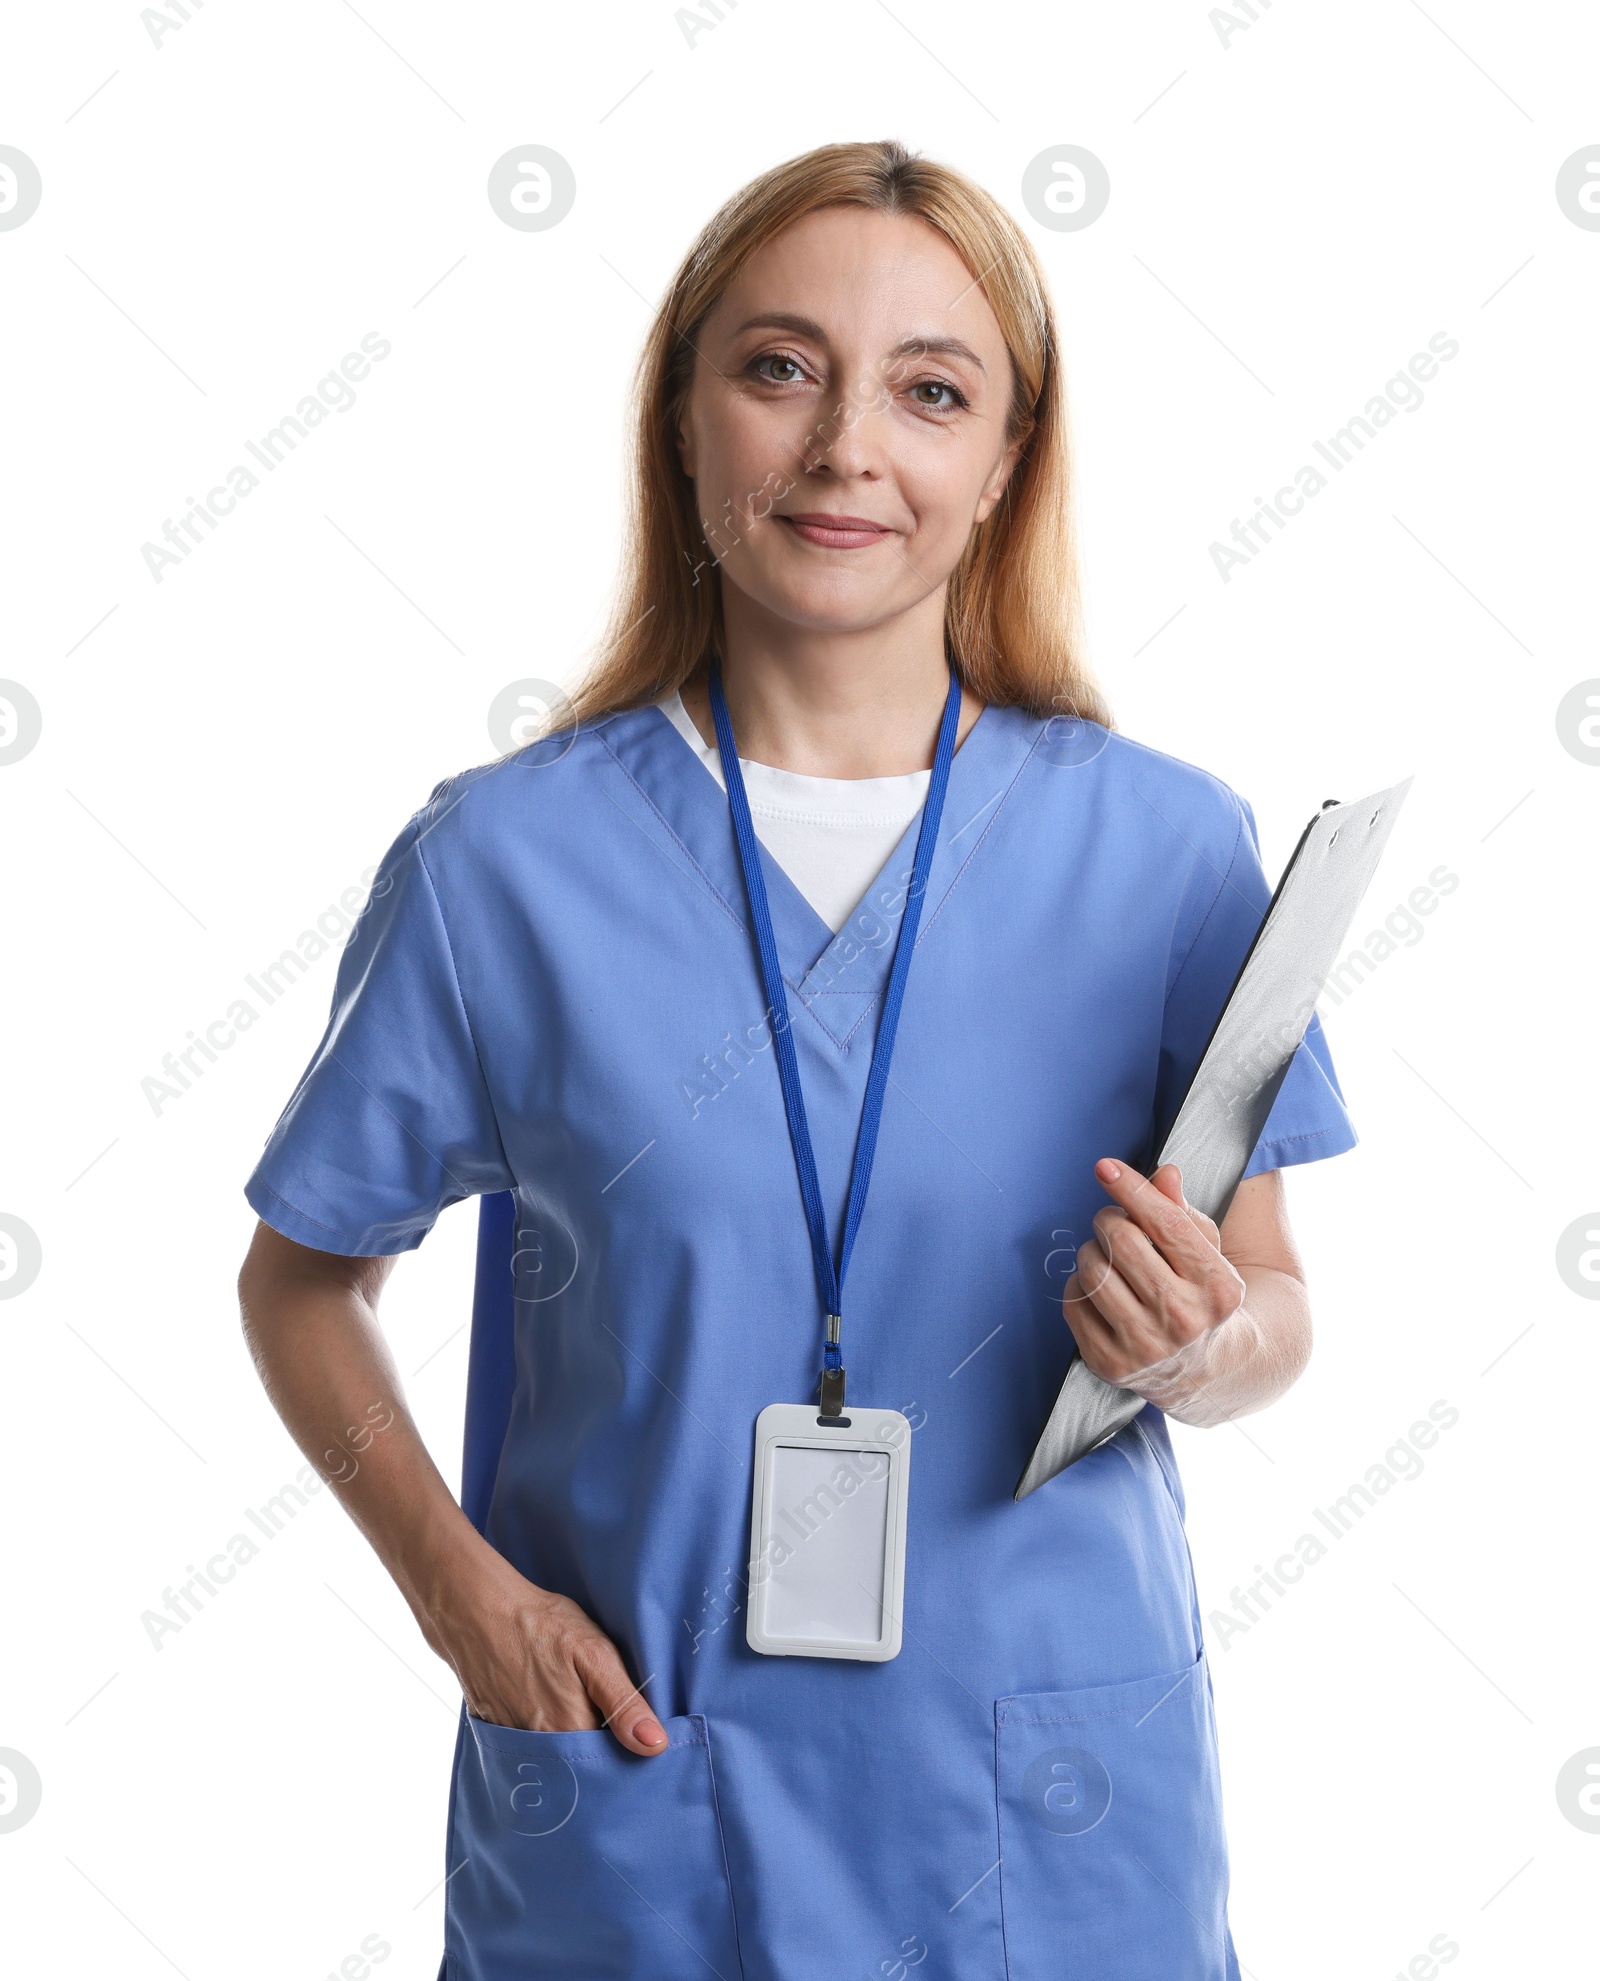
[{"xmin": 777, "ymin": 513, "xmax": 894, "ymax": 549}]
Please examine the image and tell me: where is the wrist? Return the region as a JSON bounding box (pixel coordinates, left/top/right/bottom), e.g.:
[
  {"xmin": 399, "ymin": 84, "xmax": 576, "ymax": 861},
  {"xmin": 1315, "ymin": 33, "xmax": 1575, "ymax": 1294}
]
[
  {"xmin": 1121, "ymin": 1306, "xmax": 1258, "ymax": 1421},
  {"xmin": 397, "ymin": 1506, "xmax": 500, "ymax": 1634}
]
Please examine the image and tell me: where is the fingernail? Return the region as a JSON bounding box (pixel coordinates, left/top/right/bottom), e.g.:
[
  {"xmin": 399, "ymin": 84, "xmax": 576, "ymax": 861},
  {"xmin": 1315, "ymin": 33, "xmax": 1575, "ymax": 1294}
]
[
  {"xmin": 633, "ymin": 1717, "xmax": 667, "ymax": 1747},
  {"xmin": 1096, "ymin": 1159, "xmax": 1122, "ymax": 1181}
]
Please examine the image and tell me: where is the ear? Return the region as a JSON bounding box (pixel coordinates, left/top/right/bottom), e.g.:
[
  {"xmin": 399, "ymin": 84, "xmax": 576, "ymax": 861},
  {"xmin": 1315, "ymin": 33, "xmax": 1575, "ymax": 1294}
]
[
  {"xmin": 674, "ymin": 397, "xmax": 698, "ymax": 481},
  {"xmin": 972, "ymin": 435, "xmax": 1025, "ymax": 526}
]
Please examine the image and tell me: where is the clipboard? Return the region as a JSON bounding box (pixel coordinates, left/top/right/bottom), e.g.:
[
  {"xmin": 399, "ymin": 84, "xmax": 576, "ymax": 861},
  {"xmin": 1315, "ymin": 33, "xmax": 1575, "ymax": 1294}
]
[{"xmin": 1014, "ymin": 777, "xmax": 1412, "ymax": 1500}]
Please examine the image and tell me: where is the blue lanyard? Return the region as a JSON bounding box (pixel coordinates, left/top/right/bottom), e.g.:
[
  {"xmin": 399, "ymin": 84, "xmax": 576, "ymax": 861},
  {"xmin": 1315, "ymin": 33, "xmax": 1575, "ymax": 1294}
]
[{"xmin": 708, "ymin": 661, "xmax": 962, "ymax": 1416}]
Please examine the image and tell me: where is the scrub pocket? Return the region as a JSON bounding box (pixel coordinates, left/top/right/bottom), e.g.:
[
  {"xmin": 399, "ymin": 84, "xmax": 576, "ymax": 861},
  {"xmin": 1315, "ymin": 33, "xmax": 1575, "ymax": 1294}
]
[
  {"xmin": 994, "ymin": 1653, "xmax": 1238, "ymax": 1981},
  {"xmin": 444, "ymin": 1711, "xmax": 743, "ymax": 1981}
]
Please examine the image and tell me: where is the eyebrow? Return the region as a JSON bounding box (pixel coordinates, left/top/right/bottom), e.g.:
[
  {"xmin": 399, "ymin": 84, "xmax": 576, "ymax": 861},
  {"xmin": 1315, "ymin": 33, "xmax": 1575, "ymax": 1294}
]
[{"xmin": 728, "ymin": 311, "xmax": 988, "ymax": 376}]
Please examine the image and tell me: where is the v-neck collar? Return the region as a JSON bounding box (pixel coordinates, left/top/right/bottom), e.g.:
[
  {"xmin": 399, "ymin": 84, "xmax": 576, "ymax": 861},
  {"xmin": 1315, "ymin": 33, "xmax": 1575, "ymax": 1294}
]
[{"xmin": 595, "ymin": 699, "xmax": 1044, "ymax": 1051}]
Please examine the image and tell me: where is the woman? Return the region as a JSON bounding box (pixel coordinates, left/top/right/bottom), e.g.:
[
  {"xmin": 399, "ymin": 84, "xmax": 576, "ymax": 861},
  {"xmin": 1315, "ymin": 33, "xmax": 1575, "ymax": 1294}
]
[{"xmin": 239, "ymin": 140, "xmax": 1355, "ymax": 1981}]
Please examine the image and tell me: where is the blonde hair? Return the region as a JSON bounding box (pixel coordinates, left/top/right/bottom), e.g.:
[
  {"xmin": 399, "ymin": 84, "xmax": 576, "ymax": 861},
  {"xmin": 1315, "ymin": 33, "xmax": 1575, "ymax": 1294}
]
[{"xmin": 567, "ymin": 138, "xmax": 1110, "ymax": 729}]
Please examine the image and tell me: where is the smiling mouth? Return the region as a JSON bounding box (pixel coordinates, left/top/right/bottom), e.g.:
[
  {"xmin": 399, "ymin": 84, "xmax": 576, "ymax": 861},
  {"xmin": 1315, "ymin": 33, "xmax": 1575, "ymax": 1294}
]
[{"xmin": 776, "ymin": 513, "xmax": 895, "ymax": 549}]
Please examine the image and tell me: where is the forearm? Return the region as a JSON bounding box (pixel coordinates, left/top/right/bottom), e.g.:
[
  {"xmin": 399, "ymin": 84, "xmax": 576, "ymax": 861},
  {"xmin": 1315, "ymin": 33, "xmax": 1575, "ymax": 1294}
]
[
  {"xmin": 1124, "ymin": 1263, "xmax": 1311, "ymax": 1429},
  {"xmin": 237, "ymin": 1222, "xmax": 668, "ymax": 1752},
  {"xmin": 237, "ymin": 1235, "xmax": 491, "ymax": 1628}
]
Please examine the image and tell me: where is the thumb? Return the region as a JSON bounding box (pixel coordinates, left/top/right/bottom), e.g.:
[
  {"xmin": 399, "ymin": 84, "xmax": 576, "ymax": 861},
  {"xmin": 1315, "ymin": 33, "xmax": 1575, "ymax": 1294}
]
[{"xmin": 574, "ymin": 1636, "xmax": 669, "ymax": 1757}]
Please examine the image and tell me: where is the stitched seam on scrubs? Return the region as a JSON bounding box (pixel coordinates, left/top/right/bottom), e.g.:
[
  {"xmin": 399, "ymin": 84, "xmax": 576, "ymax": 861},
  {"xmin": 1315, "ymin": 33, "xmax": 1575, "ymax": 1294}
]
[
  {"xmin": 786, "ymin": 980, "xmax": 867, "ymax": 1053},
  {"xmin": 410, "ymin": 825, "xmax": 518, "ymax": 1191},
  {"xmin": 439, "ymin": 1710, "xmax": 468, "ymax": 1975},
  {"xmin": 698, "ymin": 1717, "xmax": 751, "ymax": 1981},
  {"xmin": 464, "ymin": 1719, "xmax": 704, "ymax": 1754},
  {"xmin": 1161, "ymin": 797, "xmax": 1248, "ymax": 1014},
  {"xmin": 1134, "ymin": 1415, "xmax": 1203, "ymax": 1652},
  {"xmin": 258, "ymin": 800, "xmax": 472, "ymax": 1146},
  {"xmin": 1134, "ymin": 1410, "xmax": 1187, "ymax": 1517},
  {"xmin": 826, "ymin": 735, "xmax": 1042, "ymax": 1053},
  {"xmin": 593, "ymin": 731, "xmax": 860, "ymax": 1051},
  {"xmin": 1247, "ymin": 1123, "xmax": 1359, "ymax": 1171},
  {"xmin": 1003, "ymin": 1708, "xmax": 1185, "ymax": 1725},
  {"xmin": 595, "ymin": 730, "xmax": 751, "ymax": 935},
  {"xmin": 907, "ymin": 737, "xmax": 1039, "ymax": 950},
  {"xmin": 992, "ymin": 1714, "xmax": 1014, "ymax": 1981},
  {"xmin": 1000, "ymin": 1690, "xmax": 1197, "ymax": 1726},
  {"xmin": 249, "ymin": 1178, "xmax": 348, "ymax": 1241}
]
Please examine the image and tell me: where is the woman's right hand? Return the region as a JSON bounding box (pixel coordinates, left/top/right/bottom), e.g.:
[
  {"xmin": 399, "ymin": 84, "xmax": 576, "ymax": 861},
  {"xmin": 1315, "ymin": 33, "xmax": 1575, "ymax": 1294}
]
[{"xmin": 418, "ymin": 1544, "xmax": 670, "ymax": 1756}]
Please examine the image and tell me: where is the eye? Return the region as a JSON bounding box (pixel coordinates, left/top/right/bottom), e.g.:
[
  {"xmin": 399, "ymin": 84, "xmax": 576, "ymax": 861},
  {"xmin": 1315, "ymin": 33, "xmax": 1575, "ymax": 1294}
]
[
  {"xmin": 907, "ymin": 377, "xmax": 968, "ymax": 414},
  {"xmin": 748, "ymin": 350, "xmax": 810, "ymax": 386}
]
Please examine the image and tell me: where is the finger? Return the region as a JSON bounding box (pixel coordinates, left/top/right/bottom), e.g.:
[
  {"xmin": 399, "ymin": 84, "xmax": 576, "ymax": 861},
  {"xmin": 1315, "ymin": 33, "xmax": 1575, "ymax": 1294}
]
[
  {"xmin": 1061, "ymin": 1266, "xmax": 1116, "ymax": 1356},
  {"xmin": 1149, "ymin": 1163, "xmax": 1186, "ymax": 1208},
  {"xmin": 1064, "ymin": 1258, "xmax": 1162, "ymax": 1381},
  {"xmin": 1062, "ymin": 1254, "xmax": 1120, "ymax": 1354},
  {"xmin": 1066, "ymin": 1244, "xmax": 1143, "ymax": 1343},
  {"xmin": 1094, "ymin": 1158, "xmax": 1217, "ymax": 1277},
  {"xmin": 572, "ymin": 1637, "xmax": 669, "ymax": 1756},
  {"xmin": 1091, "ymin": 1206, "xmax": 1178, "ymax": 1308},
  {"xmin": 1150, "ymin": 1164, "xmax": 1221, "ymax": 1247},
  {"xmin": 1078, "ymin": 1251, "xmax": 1173, "ymax": 1371},
  {"xmin": 1066, "ymin": 1237, "xmax": 1125, "ymax": 1312},
  {"xmin": 1150, "ymin": 1162, "xmax": 1224, "ymax": 1246},
  {"xmin": 471, "ymin": 1678, "xmax": 597, "ymax": 1735}
]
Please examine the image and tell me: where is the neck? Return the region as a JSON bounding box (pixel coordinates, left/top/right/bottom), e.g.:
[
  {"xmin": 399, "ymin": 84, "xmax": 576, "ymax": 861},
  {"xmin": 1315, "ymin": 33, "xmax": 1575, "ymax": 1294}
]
[{"xmin": 679, "ymin": 591, "xmax": 982, "ymax": 778}]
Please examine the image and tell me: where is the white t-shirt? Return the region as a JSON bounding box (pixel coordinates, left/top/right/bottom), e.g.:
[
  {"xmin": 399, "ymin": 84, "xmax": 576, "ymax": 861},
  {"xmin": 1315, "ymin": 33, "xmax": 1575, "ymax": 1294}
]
[{"xmin": 657, "ymin": 692, "xmax": 932, "ymax": 935}]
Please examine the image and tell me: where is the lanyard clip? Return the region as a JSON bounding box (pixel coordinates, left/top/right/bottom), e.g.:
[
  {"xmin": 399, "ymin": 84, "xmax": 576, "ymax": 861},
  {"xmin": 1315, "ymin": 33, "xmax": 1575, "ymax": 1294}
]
[{"xmin": 819, "ymin": 1314, "xmax": 845, "ymax": 1416}]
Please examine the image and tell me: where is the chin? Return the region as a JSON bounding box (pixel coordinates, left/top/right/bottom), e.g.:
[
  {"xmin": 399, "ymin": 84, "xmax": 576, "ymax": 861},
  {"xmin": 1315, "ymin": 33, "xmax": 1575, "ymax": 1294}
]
[{"xmin": 741, "ymin": 573, "xmax": 907, "ymax": 638}]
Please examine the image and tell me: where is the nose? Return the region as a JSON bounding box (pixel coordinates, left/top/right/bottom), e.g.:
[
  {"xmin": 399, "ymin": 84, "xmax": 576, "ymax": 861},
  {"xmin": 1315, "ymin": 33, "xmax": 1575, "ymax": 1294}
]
[{"xmin": 804, "ymin": 370, "xmax": 890, "ymax": 479}]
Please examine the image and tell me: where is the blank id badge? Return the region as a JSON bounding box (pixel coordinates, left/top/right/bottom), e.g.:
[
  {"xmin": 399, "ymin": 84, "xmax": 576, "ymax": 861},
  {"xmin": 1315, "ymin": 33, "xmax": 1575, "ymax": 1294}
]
[{"xmin": 745, "ymin": 1404, "xmax": 911, "ymax": 1662}]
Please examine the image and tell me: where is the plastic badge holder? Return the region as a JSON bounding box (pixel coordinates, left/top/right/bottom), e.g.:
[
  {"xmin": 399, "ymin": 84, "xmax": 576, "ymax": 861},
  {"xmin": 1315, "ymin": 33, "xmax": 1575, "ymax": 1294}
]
[{"xmin": 746, "ymin": 1404, "xmax": 911, "ymax": 1662}]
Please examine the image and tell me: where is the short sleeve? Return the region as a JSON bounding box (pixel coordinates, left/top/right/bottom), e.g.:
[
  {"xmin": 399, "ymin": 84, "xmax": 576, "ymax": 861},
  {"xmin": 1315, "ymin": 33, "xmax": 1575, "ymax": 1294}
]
[
  {"xmin": 244, "ymin": 806, "xmax": 514, "ymax": 1256},
  {"xmin": 1152, "ymin": 793, "xmax": 1357, "ymax": 1182}
]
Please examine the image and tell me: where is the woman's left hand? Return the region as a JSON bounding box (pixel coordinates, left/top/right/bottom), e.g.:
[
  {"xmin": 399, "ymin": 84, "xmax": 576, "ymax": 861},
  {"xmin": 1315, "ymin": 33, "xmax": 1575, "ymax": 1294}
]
[
  {"xmin": 1063, "ymin": 1157, "xmax": 1314, "ymax": 1428},
  {"xmin": 1064, "ymin": 1157, "xmax": 1246, "ymax": 1394}
]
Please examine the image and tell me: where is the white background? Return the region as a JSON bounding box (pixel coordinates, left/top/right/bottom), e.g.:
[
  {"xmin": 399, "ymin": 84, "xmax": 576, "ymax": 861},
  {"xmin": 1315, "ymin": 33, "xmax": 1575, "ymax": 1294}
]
[{"xmin": 2, "ymin": 2, "xmax": 1597, "ymax": 1975}]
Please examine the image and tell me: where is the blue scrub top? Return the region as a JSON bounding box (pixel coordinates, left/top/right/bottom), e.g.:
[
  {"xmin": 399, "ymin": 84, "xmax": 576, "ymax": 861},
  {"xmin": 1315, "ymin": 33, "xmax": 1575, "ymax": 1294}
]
[{"xmin": 245, "ymin": 702, "xmax": 1356, "ymax": 1981}]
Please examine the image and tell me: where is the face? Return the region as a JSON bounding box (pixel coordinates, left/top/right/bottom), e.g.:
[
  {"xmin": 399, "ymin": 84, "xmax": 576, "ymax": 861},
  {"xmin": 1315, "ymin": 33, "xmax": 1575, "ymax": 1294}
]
[{"xmin": 675, "ymin": 206, "xmax": 1025, "ymax": 640}]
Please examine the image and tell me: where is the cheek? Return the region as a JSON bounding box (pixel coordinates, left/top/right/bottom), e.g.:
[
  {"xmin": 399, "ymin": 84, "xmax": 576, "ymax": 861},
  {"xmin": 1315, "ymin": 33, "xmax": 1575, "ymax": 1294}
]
[
  {"xmin": 691, "ymin": 395, "xmax": 807, "ymax": 511},
  {"xmin": 895, "ymin": 435, "xmax": 1002, "ymax": 544}
]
